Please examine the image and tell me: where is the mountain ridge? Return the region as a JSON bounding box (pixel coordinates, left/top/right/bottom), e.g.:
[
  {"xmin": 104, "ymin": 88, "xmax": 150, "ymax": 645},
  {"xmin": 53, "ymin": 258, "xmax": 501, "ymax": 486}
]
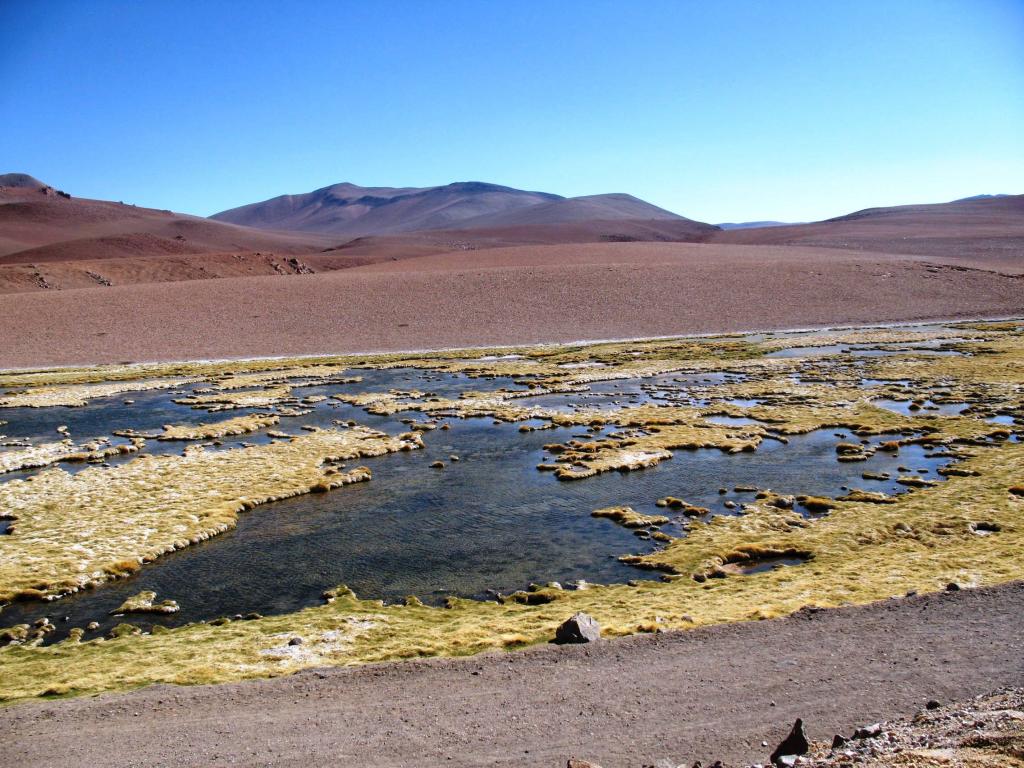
[
  {"xmin": 210, "ymin": 181, "xmax": 710, "ymax": 236},
  {"xmin": 210, "ymin": 181, "xmax": 565, "ymax": 236}
]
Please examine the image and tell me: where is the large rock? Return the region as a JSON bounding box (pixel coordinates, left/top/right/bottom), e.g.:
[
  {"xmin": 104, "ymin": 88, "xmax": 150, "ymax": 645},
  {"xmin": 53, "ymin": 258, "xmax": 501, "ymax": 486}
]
[
  {"xmin": 555, "ymin": 612, "xmax": 601, "ymax": 644},
  {"xmin": 770, "ymin": 718, "xmax": 809, "ymax": 765}
]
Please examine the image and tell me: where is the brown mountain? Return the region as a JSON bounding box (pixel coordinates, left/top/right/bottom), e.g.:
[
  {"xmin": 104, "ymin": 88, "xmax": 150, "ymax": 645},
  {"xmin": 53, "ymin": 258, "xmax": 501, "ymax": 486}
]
[
  {"xmin": 0, "ymin": 176, "xmax": 341, "ymax": 292},
  {"xmin": 711, "ymin": 194, "xmax": 1024, "ymax": 272},
  {"xmin": 0, "ymin": 178, "xmax": 336, "ymax": 262}
]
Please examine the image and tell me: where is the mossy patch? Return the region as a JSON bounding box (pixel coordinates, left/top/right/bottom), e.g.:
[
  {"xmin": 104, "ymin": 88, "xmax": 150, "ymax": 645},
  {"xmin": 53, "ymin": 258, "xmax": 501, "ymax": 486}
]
[
  {"xmin": 155, "ymin": 413, "xmax": 280, "ymax": 441},
  {"xmin": 591, "ymin": 506, "xmax": 670, "ymax": 528},
  {"xmin": 0, "ymin": 378, "xmax": 197, "ymax": 408},
  {"xmin": 112, "ymin": 590, "xmax": 179, "ymax": 615}
]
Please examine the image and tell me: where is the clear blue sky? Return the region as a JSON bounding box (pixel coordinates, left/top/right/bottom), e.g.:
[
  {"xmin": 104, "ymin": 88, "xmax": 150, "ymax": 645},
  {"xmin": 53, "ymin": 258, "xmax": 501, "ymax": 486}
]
[{"xmin": 2, "ymin": 1, "xmax": 1021, "ymax": 222}]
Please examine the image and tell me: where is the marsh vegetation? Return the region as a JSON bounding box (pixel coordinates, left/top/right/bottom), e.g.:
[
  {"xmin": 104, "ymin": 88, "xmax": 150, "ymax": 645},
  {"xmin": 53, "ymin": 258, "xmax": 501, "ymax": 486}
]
[{"xmin": 0, "ymin": 320, "xmax": 1021, "ymax": 702}]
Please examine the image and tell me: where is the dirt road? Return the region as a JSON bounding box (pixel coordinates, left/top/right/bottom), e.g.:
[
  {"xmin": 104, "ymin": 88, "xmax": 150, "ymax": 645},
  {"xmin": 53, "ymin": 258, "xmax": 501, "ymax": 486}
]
[{"xmin": 2, "ymin": 582, "xmax": 1021, "ymax": 767}]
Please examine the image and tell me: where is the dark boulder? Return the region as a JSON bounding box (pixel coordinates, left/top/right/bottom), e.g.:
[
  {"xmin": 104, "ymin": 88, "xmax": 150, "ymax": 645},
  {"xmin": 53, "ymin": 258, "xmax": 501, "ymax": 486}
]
[{"xmin": 770, "ymin": 718, "xmax": 809, "ymax": 765}]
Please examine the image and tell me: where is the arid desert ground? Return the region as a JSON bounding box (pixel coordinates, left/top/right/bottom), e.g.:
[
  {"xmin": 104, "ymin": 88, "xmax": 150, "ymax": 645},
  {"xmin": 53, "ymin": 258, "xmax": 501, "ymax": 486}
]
[{"xmin": 0, "ymin": 177, "xmax": 1021, "ymax": 368}]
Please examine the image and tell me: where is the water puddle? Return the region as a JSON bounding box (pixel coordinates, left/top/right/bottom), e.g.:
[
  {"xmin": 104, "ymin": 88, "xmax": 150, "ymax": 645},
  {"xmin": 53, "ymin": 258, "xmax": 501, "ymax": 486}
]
[{"xmin": 873, "ymin": 399, "xmax": 968, "ymax": 417}]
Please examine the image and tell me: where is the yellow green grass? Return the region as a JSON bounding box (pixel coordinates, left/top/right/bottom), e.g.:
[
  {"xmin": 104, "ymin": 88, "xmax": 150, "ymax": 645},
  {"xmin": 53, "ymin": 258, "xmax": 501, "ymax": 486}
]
[
  {"xmin": 112, "ymin": 590, "xmax": 179, "ymax": 615},
  {"xmin": 0, "ymin": 437, "xmax": 144, "ymax": 474},
  {"xmin": 155, "ymin": 413, "xmax": 280, "ymax": 440},
  {"xmin": 591, "ymin": 506, "xmax": 670, "ymax": 528},
  {"xmin": 0, "ymin": 427, "xmax": 422, "ymax": 603},
  {"xmin": 0, "ymin": 378, "xmax": 197, "ymax": 408},
  {"xmin": 174, "ymin": 385, "xmax": 295, "ymax": 411}
]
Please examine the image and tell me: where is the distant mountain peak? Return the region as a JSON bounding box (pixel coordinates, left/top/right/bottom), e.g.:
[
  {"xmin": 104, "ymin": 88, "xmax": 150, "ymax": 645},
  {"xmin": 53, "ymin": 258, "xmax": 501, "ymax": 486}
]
[
  {"xmin": 716, "ymin": 220, "xmax": 794, "ymax": 230},
  {"xmin": 0, "ymin": 173, "xmax": 48, "ymax": 189},
  {"xmin": 952, "ymin": 193, "xmax": 1012, "ymax": 203},
  {"xmin": 210, "ymin": 181, "xmax": 670, "ymax": 236}
]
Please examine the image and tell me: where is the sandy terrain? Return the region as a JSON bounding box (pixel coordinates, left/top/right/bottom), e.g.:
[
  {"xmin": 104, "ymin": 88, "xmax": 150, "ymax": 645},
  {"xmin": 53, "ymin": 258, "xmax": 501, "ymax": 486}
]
[
  {"xmin": 0, "ymin": 241, "xmax": 1020, "ymax": 369},
  {"xmin": 2, "ymin": 582, "xmax": 1020, "ymax": 767},
  {"xmin": 0, "ymin": 218, "xmax": 726, "ymax": 294},
  {"xmin": 0, "ymin": 251, "xmax": 327, "ymax": 293}
]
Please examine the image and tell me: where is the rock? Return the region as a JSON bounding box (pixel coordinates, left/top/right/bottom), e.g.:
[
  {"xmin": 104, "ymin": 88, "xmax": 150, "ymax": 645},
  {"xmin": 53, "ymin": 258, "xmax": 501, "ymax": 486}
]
[
  {"xmin": 555, "ymin": 612, "xmax": 601, "ymax": 644},
  {"xmin": 429, "ymin": 460, "xmax": 445, "ymax": 469},
  {"xmin": 831, "ymin": 734, "xmax": 847, "ymax": 749},
  {"xmin": 288, "ymin": 637, "xmax": 303, "ymax": 646},
  {"xmin": 770, "ymin": 718, "xmax": 809, "ymax": 765},
  {"xmin": 926, "ymin": 699, "xmax": 941, "ymax": 710},
  {"xmin": 567, "ymin": 759, "xmax": 602, "ymax": 768},
  {"xmin": 946, "ymin": 582, "xmax": 961, "ymax": 592},
  {"xmin": 836, "ymin": 442, "xmax": 864, "ymax": 455},
  {"xmin": 853, "ymin": 723, "xmax": 883, "ymax": 739}
]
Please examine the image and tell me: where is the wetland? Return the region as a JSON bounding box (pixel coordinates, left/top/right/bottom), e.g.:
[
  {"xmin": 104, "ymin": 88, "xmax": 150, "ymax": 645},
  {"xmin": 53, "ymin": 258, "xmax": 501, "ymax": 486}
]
[{"xmin": 0, "ymin": 319, "xmax": 1021, "ymax": 702}]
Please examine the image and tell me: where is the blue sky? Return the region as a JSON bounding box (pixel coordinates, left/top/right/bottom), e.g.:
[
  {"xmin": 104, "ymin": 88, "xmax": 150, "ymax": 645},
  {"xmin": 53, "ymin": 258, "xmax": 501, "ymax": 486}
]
[{"xmin": 1, "ymin": 1, "xmax": 1021, "ymax": 222}]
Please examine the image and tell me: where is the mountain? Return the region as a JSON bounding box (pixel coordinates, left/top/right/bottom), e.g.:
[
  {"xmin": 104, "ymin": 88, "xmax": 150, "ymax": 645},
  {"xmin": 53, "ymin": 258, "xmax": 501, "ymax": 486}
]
[
  {"xmin": 0, "ymin": 178, "xmax": 335, "ymax": 262},
  {"xmin": 953, "ymin": 194, "xmax": 1012, "ymax": 203},
  {"xmin": 0, "ymin": 175, "xmax": 342, "ymax": 292},
  {"xmin": 210, "ymin": 182, "xmax": 716, "ymax": 238},
  {"xmin": 0, "ymin": 173, "xmax": 49, "ymax": 190},
  {"xmin": 447, "ymin": 193, "xmax": 687, "ymax": 229},
  {"xmin": 210, "ymin": 181, "xmax": 562, "ymax": 236},
  {"xmin": 710, "ymin": 194, "xmax": 1024, "ymax": 272},
  {"xmin": 716, "ymin": 221, "xmax": 792, "ymax": 230},
  {"xmin": 823, "ymin": 194, "xmax": 1024, "ymax": 224}
]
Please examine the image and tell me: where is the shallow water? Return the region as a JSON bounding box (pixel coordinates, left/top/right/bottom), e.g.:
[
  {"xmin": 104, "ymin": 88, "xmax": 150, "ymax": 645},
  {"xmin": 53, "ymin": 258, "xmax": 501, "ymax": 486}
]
[
  {"xmin": 0, "ymin": 360, "xmax": 963, "ymax": 641},
  {"xmin": 873, "ymin": 399, "xmax": 968, "ymax": 417}
]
